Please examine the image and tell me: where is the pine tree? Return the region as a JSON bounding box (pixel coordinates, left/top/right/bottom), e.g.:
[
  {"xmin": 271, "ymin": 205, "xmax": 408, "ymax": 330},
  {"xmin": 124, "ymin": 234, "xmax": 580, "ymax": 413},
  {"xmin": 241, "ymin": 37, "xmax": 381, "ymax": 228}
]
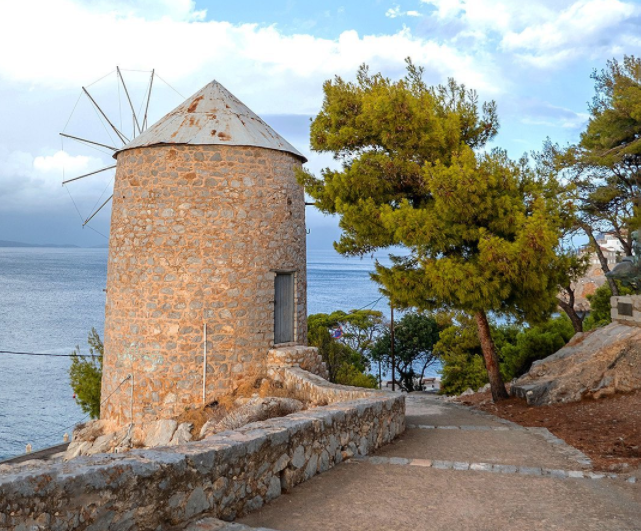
[{"xmin": 300, "ymin": 61, "xmax": 563, "ymax": 401}]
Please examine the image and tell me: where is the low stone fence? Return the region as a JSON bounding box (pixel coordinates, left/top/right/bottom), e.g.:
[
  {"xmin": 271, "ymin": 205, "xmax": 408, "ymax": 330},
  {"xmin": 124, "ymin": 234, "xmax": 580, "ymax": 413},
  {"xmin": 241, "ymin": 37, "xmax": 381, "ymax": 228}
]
[
  {"xmin": 271, "ymin": 366, "xmax": 384, "ymax": 404},
  {"xmin": 611, "ymin": 295, "xmax": 641, "ymax": 327},
  {"xmin": 266, "ymin": 345, "xmax": 328, "ymax": 379},
  {"xmin": 0, "ymin": 370, "xmax": 404, "ymax": 531}
]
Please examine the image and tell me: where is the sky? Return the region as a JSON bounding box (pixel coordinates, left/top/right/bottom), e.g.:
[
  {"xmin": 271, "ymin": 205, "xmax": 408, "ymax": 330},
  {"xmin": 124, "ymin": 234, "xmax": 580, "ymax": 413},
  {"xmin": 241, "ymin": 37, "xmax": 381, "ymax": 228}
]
[{"xmin": 1, "ymin": 0, "xmax": 640, "ymax": 249}]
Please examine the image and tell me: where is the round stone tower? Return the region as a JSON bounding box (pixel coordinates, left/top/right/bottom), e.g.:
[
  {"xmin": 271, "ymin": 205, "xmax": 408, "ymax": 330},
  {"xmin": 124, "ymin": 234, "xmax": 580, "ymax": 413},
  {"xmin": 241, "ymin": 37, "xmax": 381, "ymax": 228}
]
[{"xmin": 100, "ymin": 81, "xmax": 308, "ymax": 426}]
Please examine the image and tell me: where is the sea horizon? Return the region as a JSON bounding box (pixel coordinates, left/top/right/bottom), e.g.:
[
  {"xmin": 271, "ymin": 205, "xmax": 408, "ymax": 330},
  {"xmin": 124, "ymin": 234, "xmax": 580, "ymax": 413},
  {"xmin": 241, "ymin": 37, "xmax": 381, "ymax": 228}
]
[{"xmin": 0, "ymin": 246, "xmax": 439, "ymax": 460}]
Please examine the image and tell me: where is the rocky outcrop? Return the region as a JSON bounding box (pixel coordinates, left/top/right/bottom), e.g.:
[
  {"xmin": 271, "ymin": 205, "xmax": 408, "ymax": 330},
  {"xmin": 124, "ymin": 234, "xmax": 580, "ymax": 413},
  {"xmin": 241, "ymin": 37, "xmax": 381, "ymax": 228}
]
[
  {"xmin": 64, "ymin": 419, "xmax": 194, "ymax": 459},
  {"xmin": 512, "ymin": 322, "xmax": 641, "ymax": 406}
]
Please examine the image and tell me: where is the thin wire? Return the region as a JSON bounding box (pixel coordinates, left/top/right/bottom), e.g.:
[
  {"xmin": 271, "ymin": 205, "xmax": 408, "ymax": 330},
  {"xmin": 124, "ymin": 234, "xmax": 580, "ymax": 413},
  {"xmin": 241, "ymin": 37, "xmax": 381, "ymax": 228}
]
[
  {"xmin": 87, "ymin": 95, "xmax": 118, "ymax": 147},
  {"xmin": 351, "ymin": 295, "xmax": 385, "ymax": 313},
  {"xmin": 64, "ymin": 185, "xmax": 86, "ymax": 222},
  {"xmin": 87, "ymin": 174, "xmax": 114, "ymax": 221},
  {"xmin": 136, "ymin": 79, "xmax": 151, "ymax": 119},
  {"xmin": 63, "ymin": 136, "xmax": 114, "ymax": 157},
  {"xmin": 155, "ymin": 73, "xmax": 186, "ymax": 99},
  {"xmin": 85, "ymin": 224, "xmax": 109, "ymax": 240},
  {"xmin": 25, "ymin": 375, "xmax": 131, "ymax": 448},
  {"xmin": 62, "ymin": 92, "xmax": 83, "ymax": 133},
  {"xmin": 86, "ymin": 69, "xmax": 116, "ymax": 88},
  {"xmin": 2, "ymin": 350, "xmax": 90, "ymax": 358},
  {"xmin": 119, "ymin": 68, "xmax": 153, "ymax": 73},
  {"xmin": 117, "ymin": 70, "xmax": 123, "ymax": 132}
]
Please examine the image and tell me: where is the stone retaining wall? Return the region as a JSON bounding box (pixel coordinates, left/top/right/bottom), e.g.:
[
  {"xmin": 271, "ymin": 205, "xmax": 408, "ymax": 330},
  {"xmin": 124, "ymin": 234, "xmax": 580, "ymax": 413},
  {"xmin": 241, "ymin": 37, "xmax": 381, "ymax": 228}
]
[
  {"xmin": 270, "ymin": 367, "xmax": 383, "ymax": 405},
  {"xmin": 266, "ymin": 346, "xmax": 328, "ymax": 380},
  {"xmin": 611, "ymin": 295, "xmax": 641, "ymax": 327},
  {"xmin": 0, "ymin": 372, "xmax": 404, "ymax": 531}
]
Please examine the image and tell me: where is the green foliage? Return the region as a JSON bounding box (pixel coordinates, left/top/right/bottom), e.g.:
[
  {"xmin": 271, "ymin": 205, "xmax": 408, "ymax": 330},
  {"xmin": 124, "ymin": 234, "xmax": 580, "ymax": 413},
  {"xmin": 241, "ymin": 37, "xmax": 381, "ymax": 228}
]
[
  {"xmin": 583, "ymin": 55, "xmax": 641, "ymax": 161},
  {"xmin": 584, "ymin": 282, "xmax": 634, "ymax": 330},
  {"xmin": 370, "ymin": 312, "xmax": 440, "ymax": 392},
  {"xmin": 564, "ymin": 56, "xmax": 641, "ymax": 259},
  {"xmin": 335, "ymin": 364, "xmax": 379, "ymax": 388},
  {"xmin": 434, "ymin": 315, "xmax": 488, "ymax": 395},
  {"xmin": 435, "ymin": 314, "xmax": 575, "ymax": 394},
  {"xmin": 69, "ymin": 328, "xmax": 103, "ymax": 419},
  {"xmin": 301, "ymin": 60, "xmax": 565, "ymax": 399},
  {"xmin": 499, "ymin": 315, "xmax": 575, "ymax": 381},
  {"xmin": 307, "ymin": 310, "xmax": 382, "ymax": 387}
]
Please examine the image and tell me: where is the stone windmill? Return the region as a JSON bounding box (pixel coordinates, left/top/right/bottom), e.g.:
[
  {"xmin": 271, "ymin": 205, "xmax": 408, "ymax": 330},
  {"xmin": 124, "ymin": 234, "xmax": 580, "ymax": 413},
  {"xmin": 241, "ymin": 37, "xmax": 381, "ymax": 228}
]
[{"xmin": 100, "ymin": 80, "xmax": 312, "ymax": 426}]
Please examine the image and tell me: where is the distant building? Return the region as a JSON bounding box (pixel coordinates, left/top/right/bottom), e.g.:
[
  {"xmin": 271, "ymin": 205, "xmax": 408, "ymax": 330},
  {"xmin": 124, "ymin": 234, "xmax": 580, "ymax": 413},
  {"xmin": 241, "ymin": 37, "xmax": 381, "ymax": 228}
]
[{"xmin": 571, "ymin": 232, "xmax": 626, "ymax": 310}]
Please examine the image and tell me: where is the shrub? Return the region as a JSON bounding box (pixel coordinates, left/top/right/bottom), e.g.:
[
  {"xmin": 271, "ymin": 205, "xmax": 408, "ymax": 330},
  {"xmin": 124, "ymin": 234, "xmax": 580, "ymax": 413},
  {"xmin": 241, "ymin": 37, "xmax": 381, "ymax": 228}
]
[
  {"xmin": 69, "ymin": 328, "xmax": 103, "ymax": 419},
  {"xmin": 583, "ymin": 282, "xmax": 633, "ymax": 330},
  {"xmin": 335, "ymin": 363, "xmax": 379, "ymax": 388},
  {"xmin": 499, "ymin": 315, "xmax": 575, "ymax": 381}
]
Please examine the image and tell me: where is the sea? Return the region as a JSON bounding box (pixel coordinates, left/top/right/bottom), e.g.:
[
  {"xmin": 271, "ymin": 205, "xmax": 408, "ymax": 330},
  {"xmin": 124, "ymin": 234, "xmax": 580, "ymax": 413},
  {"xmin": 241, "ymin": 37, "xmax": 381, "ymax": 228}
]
[{"xmin": 0, "ymin": 247, "xmax": 438, "ymax": 461}]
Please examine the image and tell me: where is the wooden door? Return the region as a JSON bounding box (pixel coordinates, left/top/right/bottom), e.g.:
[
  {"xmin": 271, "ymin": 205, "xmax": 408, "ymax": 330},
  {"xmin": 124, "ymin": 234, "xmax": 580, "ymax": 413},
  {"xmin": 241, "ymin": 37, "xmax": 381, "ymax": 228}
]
[{"xmin": 274, "ymin": 273, "xmax": 295, "ymax": 344}]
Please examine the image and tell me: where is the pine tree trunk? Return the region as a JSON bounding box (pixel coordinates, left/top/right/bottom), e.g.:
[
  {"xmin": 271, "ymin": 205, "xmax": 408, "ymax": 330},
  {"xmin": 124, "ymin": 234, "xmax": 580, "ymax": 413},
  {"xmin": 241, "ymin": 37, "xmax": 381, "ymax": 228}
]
[
  {"xmin": 474, "ymin": 310, "xmax": 509, "ymax": 402},
  {"xmin": 583, "ymin": 224, "xmax": 619, "ymax": 296},
  {"xmin": 557, "ymin": 289, "xmax": 584, "ymax": 334}
]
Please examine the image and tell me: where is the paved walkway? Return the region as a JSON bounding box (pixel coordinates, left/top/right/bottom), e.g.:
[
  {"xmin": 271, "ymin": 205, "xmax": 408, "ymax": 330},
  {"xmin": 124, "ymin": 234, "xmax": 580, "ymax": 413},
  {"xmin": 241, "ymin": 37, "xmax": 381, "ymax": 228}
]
[{"xmin": 235, "ymin": 394, "xmax": 641, "ymax": 531}]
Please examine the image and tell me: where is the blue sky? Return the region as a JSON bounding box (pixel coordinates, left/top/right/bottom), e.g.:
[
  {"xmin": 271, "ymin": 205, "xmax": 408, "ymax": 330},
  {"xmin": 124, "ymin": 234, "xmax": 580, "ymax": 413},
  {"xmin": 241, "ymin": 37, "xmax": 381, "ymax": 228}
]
[{"xmin": 0, "ymin": 0, "xmax": 640, "ymax": 248}]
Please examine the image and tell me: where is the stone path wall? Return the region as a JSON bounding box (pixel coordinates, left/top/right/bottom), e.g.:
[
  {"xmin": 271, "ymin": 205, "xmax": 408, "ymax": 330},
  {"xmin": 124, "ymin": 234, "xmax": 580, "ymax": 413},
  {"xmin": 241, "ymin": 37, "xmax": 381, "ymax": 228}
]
[
  {"xmin": 266, "ymin": 346, "xmax": 328, "ymax": 380},
  {"xmin": 0, "ymin": 372, "xmax": 404, "ymax": 531},
  {"xmin": 270, "ymin": 366, "xmax": 384, "ymax": 405}
]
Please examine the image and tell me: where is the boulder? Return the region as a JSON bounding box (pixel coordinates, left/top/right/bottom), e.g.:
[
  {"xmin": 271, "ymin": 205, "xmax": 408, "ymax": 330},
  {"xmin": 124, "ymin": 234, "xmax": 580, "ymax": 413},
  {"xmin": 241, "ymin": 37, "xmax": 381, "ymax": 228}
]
[
  {"xmin": 72, "ymin": 420, "xmax": 107, "ymax": 443},
  {"xmin": 511, "ymin": 322, "xmax": 641, "ymax": 406}
]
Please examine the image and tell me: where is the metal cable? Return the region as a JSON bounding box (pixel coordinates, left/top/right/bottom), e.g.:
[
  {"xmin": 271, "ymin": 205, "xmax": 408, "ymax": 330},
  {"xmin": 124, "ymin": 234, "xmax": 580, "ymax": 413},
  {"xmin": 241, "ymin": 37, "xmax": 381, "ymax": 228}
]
[{"xmin": 155, "ymin": 73, "xmax": 186, "ymax": 99}]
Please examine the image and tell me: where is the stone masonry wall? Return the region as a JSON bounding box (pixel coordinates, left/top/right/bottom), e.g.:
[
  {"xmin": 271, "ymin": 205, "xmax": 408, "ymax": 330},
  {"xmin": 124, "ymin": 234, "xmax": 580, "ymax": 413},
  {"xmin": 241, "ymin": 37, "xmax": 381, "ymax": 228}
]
[
  {"xmin": 102, "ymin": 144, "xmax": 307, "ymax": 426},
  {"xmin": 611, "ymin": 295, "xmax": 641, "ymax": 327},
  {"xmin": 270, "ymin": 367, "xmax": 384, "ymax": 405},
  {"xmin": 0, "ymin": 377, "xmax": 404, "ymax": 531},
  {"xmin": 267, "ymin": 346, "xmax": 328, "ymax": 380}
]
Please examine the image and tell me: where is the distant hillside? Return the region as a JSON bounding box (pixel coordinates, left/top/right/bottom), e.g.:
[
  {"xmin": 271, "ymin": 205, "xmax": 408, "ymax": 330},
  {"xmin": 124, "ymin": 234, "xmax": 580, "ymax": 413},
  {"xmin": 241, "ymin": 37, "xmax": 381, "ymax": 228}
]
[{"xmin": 0, "ymin": 240, "xmax": 80, "ymax": 248}]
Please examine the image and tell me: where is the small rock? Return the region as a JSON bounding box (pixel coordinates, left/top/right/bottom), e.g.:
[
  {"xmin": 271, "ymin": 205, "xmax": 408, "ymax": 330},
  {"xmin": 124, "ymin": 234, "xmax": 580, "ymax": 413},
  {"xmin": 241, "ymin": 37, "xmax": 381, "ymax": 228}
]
[
  {"xmin": 169, "ymin": 423, "xmax": 193, "ymax": 446},
  {"xmin": 144, "ymin": 419, "xmax": 178, "ymax": 447}
]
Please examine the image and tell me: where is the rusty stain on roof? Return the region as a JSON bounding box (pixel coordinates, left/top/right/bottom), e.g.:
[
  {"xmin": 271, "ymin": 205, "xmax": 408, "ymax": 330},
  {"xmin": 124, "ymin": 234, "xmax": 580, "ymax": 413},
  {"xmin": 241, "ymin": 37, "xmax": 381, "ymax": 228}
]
[{"xmin": 115, "ymin": 81, "xmax": 307, "ymax": 162}]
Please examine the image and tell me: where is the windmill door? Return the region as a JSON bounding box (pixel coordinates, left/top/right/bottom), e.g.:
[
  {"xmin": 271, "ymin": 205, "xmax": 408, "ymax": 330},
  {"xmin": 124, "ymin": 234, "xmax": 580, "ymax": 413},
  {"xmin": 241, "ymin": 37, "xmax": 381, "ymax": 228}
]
[{"xmin": 274, "ymin": 272, "xmax": 295, "ymax": 344}]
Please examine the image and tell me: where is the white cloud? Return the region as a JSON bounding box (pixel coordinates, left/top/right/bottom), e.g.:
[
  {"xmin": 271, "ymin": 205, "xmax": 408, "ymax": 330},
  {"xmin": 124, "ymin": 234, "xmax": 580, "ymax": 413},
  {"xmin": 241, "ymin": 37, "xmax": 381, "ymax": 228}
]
[
  {"xmin": 33, "ymin": 151, "xmax": 95, "ymax": 174},
  {"xmin": 419, "ymin": 0, "xmax": 640, "ymax": 67},
  {"xmin": 502, "ymin": 0, "xmax": 638, "ymax": 66},
  {"xmin": 0, "ymin": 0, "xmax": 500, "ymax": 116},
  {"xmin": 386, "ymin": 5, "xmax": 423, "ymax": 18},
  {"xmin": 86, "ymin": 0, "xmax": 206, "ymax": 21},
  {"xmin": 0, "ymin": 148, "xmax": 108, "ymax": 213}
]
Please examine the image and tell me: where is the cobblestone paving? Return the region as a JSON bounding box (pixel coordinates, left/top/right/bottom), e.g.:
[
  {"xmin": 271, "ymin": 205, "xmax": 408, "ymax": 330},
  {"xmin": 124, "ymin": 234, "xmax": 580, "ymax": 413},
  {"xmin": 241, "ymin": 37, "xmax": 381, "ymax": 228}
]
[{"xmin": 238, "ymin": 394, "xmax": 641, "ymax": 531}]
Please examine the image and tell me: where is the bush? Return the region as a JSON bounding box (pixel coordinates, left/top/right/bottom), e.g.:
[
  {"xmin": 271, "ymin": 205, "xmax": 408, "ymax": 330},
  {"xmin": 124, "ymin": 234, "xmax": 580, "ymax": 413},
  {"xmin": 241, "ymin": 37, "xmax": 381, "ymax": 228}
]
[
  {"xmin": 308, "ymin": 311, "xmax": 379, "ymax": 387},
  {"xmin": 435, "ymin": 314, "xmax": 575, "ymax": 394},
  {"xmin": 69, "ymin": 328, "xmax": 103, "ymax": 419},
  {"xmin": 434, "ymin": 315, "xmax": 488, "ymax": 395},
  {"xmin": 583, "ymin": 282, "xmax": 633, "ymax": 330},
  {"xmin": 499, "ymin": 315, "xmax": 575, "ymax": 381},
  {"xmin": 335, "ymin": 364, "xmax": 379, "ymax": 388}
]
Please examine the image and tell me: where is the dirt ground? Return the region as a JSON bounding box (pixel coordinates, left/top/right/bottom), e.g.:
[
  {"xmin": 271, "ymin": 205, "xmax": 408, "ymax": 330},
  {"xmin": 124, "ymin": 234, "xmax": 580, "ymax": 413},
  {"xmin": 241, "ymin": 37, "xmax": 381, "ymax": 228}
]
[{"xmin": 458, "ymin": 389, "xmax": 641, "ymax": 473}]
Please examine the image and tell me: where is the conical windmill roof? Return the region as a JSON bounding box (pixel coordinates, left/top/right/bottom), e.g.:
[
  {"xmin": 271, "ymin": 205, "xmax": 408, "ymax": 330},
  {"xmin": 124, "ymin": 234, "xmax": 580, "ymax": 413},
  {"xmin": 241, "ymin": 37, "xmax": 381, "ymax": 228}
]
[{"xmin": 115, "ymin": 81, "xmax": 307, "ymax": 162}]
